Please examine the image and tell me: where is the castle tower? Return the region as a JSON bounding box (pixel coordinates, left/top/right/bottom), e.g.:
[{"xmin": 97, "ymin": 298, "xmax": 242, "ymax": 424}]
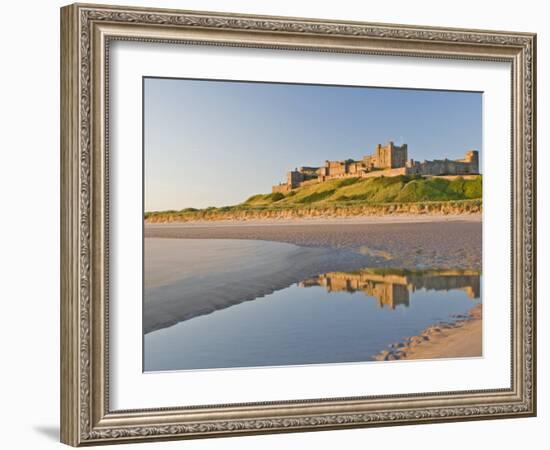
[
  {"xmin": 287, "ymin": 170, "xmax": 303, "ymax": 189},
  {"xmin": 390, "ymin": 143, "xmax": 408, "ymax": 168},
  {"xmin": 383, "ymin": 142, "xmax": 408, "ymax": 168},
  {"xmin": 464, "ymin": 150, "xmax": 479, "ymax": 173}
]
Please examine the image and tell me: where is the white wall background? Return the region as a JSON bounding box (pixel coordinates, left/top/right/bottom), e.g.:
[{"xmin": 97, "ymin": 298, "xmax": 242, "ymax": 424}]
[{"xmin": 0, "ymin": 1, "xmax": 546, "ymax": 449}]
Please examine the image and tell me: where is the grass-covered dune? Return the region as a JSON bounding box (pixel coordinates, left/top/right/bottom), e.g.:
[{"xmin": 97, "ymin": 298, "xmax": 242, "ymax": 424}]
[
  {"xmin": 145, "ymin": 175, "xmax": 482, "ymax": 223},
  {"xmin": 245, "ymin": 175, "xmax": 481, "ymax": 206}
]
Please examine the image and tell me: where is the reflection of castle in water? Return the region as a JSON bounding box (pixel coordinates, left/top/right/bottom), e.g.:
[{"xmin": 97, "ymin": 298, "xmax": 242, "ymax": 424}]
[{"xmin": 299, "ymin": 269, "xmax": 481, "ymax": 309}]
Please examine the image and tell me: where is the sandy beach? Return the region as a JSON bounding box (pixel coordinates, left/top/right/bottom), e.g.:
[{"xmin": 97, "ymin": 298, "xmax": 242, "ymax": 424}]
[
  {"xmin": 145, "ymin": 216, "xmax": 482, "ymax": 270},
  {"xmin": 373, "ymin": 304, "xmax": 482, "ymax": 361}
]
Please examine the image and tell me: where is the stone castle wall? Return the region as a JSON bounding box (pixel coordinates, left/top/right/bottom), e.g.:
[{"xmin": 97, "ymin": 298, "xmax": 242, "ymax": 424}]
[
  {"xmin": 272, "ymin": 142, "xmax": 479, "ymax": 193},
  {"xmin": 272, "ymin": 183, "xmax": 292, "ymax": 194},
  {"xmin": 406, "ymin": 150, "xmax": 479, "ymax": 176},
  {"xmin": 362, "ymin": 167, "xmax": 408, "ymax": 179}
]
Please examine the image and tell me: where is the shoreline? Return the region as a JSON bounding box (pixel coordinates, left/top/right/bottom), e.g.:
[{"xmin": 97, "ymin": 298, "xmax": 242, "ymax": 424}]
[
  {"xmin": 144, "ymin": 238, "xmax": 374, "ymax": 334},
  {"xmin": 145, "ymin": 219, "xmax": 482, "ymax": 270},
  {"xmin": 373, "ymin": 304, "xmax": 482, "ymax": 361},
  {"xmin": 145, "ymin": 218, "xmax": 482, "ymax": 340}
]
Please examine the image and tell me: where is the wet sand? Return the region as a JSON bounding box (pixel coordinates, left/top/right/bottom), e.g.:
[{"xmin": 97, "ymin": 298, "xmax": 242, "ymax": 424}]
[
  {"xmin": 144, "ymin": 238, "xmax": 374, "ymax": 334},
  {"xmin": 373, "ymin": 304, "xmax": 482, "ymax": 361},
  {"xmin": 145, "ymin": 217, "xmax": 482, "ymax": 270}
]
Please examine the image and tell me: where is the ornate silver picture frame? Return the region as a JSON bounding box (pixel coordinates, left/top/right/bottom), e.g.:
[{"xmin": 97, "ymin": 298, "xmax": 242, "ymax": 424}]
[{"xmin": 60, "ymin": 3, "xmax": 536, "ymax": 446}]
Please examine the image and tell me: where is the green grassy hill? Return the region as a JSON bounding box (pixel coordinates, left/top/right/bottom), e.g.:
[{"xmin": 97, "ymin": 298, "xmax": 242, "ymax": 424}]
[
  {"xmin": 145, "ymin": 175, "xmax": 482, "ymax": 222},
  {"xmin": 244, "ymin": 175, "xmax": 482, "ymax": 207}
]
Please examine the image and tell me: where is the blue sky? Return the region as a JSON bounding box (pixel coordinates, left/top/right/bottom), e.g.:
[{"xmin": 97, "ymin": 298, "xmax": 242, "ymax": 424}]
[{"xmin": 144, "ymin": 77, "xmax": 482, "ymax": 211}]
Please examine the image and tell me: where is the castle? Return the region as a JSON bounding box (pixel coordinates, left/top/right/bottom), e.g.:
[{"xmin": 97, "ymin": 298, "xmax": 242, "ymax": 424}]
[{"xmin": 273, "ymin": 141, "xmax": 479, "ymax": 193}]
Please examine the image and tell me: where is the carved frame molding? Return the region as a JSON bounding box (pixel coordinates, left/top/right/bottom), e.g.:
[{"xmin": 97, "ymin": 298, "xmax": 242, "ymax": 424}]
[{"xmin": 60, "ymin": 3, "xmax": 536, "ymax": 446}]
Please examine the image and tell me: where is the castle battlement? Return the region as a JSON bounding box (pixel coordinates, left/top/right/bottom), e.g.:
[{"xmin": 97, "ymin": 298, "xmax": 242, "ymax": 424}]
[{"xmin": 272, "ymin": 142, "xmax": 479, "ymax": 193}]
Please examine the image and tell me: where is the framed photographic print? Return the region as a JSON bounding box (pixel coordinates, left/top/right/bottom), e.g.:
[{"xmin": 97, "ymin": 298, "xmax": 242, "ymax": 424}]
[{"xmin": 60, "ymin": 3, "xmax": 537, "ymax": 446}]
